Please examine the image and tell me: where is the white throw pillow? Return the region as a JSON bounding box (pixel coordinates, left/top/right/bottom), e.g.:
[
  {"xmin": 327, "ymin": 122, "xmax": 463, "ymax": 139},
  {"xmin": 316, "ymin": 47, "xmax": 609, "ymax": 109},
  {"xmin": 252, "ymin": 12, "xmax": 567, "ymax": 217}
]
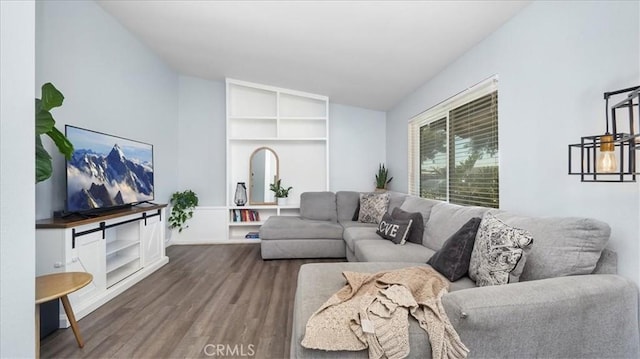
[
  {"xmin": 469, "ymin": 213, "xmax": 534, "ymax": 286},
  {"xmin": 358, "ymin": 192, "xmax": 390, "ymax": 224}
]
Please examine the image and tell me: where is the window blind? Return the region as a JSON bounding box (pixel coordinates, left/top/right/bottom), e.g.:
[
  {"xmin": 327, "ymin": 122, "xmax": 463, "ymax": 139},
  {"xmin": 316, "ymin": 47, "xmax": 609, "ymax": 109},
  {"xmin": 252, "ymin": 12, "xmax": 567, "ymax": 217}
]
[
  {"xmin": 419, "ymin": 118, "xmax": 447, "ymax": 200},
  {"xmin": 408, "ymin": 76, "xmax": 499, "ymax": 207},
  {"xmin": 448, "ymin": 92, "xmax": 499, "ymax": 207}
]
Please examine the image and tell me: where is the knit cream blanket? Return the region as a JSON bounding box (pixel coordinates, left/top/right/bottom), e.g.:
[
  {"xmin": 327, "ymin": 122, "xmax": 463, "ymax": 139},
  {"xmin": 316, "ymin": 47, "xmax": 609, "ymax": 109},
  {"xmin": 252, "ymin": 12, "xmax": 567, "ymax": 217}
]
[{"xmin": 301, "ymin": 266, "xmax": 468, "ymax": 359}]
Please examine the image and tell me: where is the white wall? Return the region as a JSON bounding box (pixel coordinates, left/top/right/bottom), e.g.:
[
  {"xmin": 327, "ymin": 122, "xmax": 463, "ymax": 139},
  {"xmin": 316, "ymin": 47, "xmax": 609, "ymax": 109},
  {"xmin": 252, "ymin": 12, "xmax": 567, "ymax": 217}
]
[
  {"xmin": 330, "ymin": 103, "xmax": 387, "ymax": 191},
  {"xmin": 0, "ymin": 1, "xmax": 36, "ymax": 356},
  {"xmin": 35, "ymin": 0, "xmax": 179, "ymax": 219},
  {"xmin": 177, "ymin": 76, "xmax": 226, "ymax": 206},
  {"xmin": 386, "ymin": 1, "xmax": 640, "ymax": 284}
]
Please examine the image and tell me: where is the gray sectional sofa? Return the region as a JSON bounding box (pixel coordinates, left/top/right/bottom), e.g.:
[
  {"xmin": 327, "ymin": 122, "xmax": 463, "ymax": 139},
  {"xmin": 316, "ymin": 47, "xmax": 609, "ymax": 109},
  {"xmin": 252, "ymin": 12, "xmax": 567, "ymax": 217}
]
[{"xmin": 259, "ymin": 191, "xmax": 640, "ymax": 358}]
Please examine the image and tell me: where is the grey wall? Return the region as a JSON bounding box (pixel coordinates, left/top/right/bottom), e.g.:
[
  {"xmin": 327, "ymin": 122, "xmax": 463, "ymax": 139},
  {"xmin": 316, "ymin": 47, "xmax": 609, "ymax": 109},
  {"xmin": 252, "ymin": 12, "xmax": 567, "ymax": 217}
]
[
  {"xmin": 0, "ymin": 1, "xmax": 36, "ymax": 356},
  {"xmin": 35, "ymin": 0, "xmax": 179, "ymax": 219},
  {"xmin": 330, "ymin": 103, "xmax": 387, "ymax": 191},
  {"xmin": 386, "ymin": 1, "xmax": 640, "ymax": 284},
  {"xmin": 177, "ymin": 76, "xmax": 226, "ymax": 205}
]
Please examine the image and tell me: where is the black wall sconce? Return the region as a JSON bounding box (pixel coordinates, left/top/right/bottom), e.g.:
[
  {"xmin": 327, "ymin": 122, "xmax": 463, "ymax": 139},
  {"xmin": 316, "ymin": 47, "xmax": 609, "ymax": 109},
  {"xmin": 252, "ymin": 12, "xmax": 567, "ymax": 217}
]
[{"xmin": 568, "ymin": 85, "xmax": 640, "ymax": 182}]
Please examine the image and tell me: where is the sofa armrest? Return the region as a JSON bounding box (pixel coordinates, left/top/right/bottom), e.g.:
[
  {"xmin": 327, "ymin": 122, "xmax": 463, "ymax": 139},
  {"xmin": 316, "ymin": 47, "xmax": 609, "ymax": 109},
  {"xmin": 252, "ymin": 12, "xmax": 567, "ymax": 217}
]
[{"xmin": 443, "ymin": 275, "xmax": 639, "ymax": 358}]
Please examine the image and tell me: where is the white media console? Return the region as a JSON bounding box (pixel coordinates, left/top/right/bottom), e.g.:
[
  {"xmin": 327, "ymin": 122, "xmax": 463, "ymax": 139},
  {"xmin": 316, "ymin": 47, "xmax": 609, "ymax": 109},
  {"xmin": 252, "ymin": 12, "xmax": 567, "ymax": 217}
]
[{"xmin": 35, "ymin": 204, "xmax": 169, "ymax": 327}]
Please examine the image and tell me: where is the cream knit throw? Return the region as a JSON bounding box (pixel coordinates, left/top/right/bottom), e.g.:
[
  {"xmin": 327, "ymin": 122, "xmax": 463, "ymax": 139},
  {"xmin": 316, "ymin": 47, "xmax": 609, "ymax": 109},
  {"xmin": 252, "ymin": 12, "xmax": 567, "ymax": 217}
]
[{"xmin": 301, "ymin": 266, "xmax": 469, "ymax": 359}]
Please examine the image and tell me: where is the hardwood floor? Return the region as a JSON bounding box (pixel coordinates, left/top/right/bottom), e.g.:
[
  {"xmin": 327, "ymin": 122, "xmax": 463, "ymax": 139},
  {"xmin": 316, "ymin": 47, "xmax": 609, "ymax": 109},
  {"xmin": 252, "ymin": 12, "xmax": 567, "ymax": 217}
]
[{"xmin": 40, "ymin": 244, "xmax": 341, "ymax": 359}]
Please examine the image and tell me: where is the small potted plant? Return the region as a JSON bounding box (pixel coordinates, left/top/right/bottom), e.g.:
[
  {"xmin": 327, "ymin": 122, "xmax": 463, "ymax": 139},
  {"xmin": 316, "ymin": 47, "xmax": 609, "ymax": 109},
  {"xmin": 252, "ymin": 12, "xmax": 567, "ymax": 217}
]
[
  {"xmin": 375, "ymin": 163, "xmax": 393, "ymax": 191},
  {"xmin": 270, "ymin": 179, "xmax": 292, "ymax": 206},
  {"xmin": 168, "ymin": 190, "xmax": 199, "ymax": 233}
]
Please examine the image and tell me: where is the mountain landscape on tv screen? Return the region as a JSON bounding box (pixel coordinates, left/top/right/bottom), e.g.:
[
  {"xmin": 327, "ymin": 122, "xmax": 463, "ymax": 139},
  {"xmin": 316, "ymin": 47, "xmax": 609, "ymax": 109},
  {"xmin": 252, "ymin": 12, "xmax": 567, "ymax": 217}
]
[{"xmin": 67, "ymin": 143, "xmax": 153, "ymax": 212}]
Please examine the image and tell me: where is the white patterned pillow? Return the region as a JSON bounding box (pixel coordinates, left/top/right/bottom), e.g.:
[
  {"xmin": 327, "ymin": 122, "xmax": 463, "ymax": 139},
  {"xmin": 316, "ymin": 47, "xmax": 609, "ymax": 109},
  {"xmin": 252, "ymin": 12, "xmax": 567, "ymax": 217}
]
[
  {"xmin": 469, "ymin": 213, "xmax": 534, "ymax": 286},
  {"xmin": 358, "ymin": 192, "xmax": 390, "ymax": 224}
]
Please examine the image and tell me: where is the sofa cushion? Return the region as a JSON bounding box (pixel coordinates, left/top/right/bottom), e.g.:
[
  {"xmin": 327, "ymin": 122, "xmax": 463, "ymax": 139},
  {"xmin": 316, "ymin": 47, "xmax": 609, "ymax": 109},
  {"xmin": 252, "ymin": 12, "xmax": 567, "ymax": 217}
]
[
  {"xmin": 343, "ymin": 226, "xmax": 382, "ymax": 253},
  {"xmin": 259, "ymin": 216, "xmax": 343, "ymax": 240},
  {"xmin": 593, "ymin": 248, "xmax": 617, "ymax": 275},
  {"xmin": 376, "ymin": 213, "xmax": 413, "ymax": 244},
  {"xmin": 339, "ymin": 220, "xmax": 377, "ymax": 230},
  {"xmin": 336, "ymin": 191, "xmax": 360, "ymax": 222},
  {"xmin": 300, "ymin": 192, "xmax": 337, "ymax": 222},
  {"xmin": 469, "ymin": 213, "xmax": 533, "ymax": 286},
  {"xmin": 355, "ymin": 240, "xmax": 435, "ymax": 263},
  {"xmin": 358, "ymin": 192, "xmax": 390, "ymax": 224},
  {"xmin": 261, "ymin": 238, "xmax": 345, "ymax": 259},
  {"xmin": 386, "ymin": 191, "xmax": 408, "ymax": 214},
  {"xmin": 392, "ymin": 207, "xmax": 424, "ymax": 244},
  {"xmin": 424, "ymin": 202, "xmax": 489, "ymax": 251},
  {"xmin": 399, "ymin": 196, "xmax": 439, "ymax": 244},
  {"xmin": 490, "ymin": 211, "xmax": 610, "ymax": 281},
  {"xmin": 427, "ymin": 217, "xmax": 481, "ymax": 282}
]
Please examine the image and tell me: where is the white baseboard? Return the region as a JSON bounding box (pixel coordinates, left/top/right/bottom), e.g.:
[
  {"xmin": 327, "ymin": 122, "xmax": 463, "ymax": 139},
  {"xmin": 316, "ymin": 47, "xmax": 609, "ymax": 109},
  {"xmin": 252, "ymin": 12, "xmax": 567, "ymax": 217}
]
[{"xmin": 166, "ymin": 238, "xmax": 261, "ymax": 246}]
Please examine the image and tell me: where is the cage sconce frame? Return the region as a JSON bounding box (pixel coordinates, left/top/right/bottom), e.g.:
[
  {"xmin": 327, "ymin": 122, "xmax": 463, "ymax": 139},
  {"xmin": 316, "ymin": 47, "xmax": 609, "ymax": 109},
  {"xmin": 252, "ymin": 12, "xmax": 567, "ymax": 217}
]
[{"xmin": 568, "ymin": 85, "xmax": 640, "ymax": 182}]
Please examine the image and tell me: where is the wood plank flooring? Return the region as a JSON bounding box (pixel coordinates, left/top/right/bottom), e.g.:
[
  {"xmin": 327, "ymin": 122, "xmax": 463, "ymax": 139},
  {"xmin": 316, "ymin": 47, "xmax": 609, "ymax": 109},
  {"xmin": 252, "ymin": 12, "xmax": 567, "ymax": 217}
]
[{"xmin": 40, "ymin": 244, "xmax": 341, "ymax": 359}]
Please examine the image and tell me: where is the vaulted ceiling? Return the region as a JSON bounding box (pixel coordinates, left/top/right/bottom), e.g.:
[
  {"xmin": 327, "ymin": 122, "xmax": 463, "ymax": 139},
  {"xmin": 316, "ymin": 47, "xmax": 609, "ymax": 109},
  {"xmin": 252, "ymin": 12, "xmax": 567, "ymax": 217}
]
[{"xmin": 98, "ymin": 1, "xmax": 529, "ymax": 111}]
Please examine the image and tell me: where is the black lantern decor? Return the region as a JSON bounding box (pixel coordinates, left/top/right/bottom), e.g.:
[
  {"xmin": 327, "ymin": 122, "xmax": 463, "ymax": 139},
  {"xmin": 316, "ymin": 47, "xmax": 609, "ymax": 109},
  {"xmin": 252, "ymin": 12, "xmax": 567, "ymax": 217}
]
[{"xmin": 234, "ymin": 182, "xmax": 247, "ymax": 206}]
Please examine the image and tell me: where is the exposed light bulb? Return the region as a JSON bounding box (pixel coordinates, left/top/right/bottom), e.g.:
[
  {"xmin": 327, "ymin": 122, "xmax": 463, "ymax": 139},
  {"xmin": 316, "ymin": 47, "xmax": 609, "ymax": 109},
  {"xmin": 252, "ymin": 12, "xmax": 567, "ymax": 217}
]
[
  {"xmin": 596, "ymin": 133, "xmax": 617, "ymax": 173},
  {"xmin": 597, "ymin": 151, "xmax": 617, "ymax": 173}
]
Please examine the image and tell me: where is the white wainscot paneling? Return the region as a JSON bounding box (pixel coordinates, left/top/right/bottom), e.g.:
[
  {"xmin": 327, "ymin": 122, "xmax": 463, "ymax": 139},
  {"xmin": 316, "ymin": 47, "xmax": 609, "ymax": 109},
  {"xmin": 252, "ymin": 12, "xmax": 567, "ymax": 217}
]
[{"xmin": 168, "ymin": 206, "xmax": 228, "ymax": 245}]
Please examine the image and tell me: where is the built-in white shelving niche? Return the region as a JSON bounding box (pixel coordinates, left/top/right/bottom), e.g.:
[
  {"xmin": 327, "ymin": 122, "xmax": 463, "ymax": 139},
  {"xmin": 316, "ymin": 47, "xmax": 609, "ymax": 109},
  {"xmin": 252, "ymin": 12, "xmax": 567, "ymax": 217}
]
[{"xmin": 225, "ymin": 79, "xmax": 329, "ymax": 243}]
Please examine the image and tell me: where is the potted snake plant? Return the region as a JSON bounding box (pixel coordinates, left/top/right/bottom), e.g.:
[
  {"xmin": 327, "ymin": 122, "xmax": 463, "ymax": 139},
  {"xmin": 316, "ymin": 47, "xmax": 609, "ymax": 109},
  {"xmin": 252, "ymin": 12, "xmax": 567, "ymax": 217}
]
[{"xmin": 375, "ymin": 163, "xmax": 393, "ymax": 191}]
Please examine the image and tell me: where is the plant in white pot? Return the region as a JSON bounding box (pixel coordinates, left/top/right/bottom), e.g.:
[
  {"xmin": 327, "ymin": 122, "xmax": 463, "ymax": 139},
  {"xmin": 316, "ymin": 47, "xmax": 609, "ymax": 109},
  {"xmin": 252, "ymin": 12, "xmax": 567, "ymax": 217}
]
[{"xmin": 270, "ymin": 179, "xmax": 292, "ymax": 206}]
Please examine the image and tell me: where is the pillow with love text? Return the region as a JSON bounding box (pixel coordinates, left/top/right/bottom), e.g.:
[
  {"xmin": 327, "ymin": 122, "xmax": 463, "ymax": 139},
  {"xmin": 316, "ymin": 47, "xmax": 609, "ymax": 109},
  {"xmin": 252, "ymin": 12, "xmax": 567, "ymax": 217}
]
[{"xmin": 376, "ymin": 213, "xmax": 413, "ymax": 245}]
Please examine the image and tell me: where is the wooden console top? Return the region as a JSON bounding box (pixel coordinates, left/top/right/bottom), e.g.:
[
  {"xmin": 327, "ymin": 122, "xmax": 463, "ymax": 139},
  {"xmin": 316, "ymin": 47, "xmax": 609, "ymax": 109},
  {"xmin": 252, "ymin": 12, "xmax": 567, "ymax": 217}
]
[{"xmin": 36, "ymin": 203, "xmax": 167, "ymax": 229}]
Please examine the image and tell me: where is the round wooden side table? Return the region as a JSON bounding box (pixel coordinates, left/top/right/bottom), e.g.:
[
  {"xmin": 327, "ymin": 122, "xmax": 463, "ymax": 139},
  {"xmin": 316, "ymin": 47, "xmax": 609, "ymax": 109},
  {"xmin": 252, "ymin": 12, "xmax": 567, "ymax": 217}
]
[{"xmin": 36, "ymin": 272, "xmax": 93, "ymax": 357}]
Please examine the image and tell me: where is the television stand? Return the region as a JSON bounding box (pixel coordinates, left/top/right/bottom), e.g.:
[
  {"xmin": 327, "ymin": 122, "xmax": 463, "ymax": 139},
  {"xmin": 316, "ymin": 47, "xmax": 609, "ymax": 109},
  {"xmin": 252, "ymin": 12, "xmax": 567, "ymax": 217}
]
[{"xmin": 35, "ymin": 204, "xmax": 168, "ymax": 328}]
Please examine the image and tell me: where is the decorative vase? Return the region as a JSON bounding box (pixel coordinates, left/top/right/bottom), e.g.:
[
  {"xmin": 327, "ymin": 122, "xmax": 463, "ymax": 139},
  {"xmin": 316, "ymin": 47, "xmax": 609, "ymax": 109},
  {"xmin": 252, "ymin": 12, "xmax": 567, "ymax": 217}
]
[
  {"xmin": 374, "ymin": 187, "xmax": 387, "ymax": 193},
  {"xmin": 234, "ymin": 182, "xmax": 247, "ymax": 206},
  {"xmin": 277, "ymin": 197, "xmax": 287, "ymax": 206}
]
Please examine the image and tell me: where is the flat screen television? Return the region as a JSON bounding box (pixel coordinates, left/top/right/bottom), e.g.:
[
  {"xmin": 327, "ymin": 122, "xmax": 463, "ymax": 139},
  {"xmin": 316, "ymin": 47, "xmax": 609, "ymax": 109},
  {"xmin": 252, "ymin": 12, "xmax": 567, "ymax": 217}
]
[{"xmin": 65, "ymin": 125, "xmax": 154, "ymax": 213}]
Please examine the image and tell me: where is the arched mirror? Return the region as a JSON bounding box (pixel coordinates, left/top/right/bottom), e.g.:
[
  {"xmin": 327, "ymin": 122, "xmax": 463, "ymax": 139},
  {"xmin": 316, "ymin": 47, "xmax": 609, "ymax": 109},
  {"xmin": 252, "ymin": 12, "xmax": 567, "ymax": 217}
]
[{"xmin": 250, "ymin": 147, "xmax": 279, "ymax": 205}]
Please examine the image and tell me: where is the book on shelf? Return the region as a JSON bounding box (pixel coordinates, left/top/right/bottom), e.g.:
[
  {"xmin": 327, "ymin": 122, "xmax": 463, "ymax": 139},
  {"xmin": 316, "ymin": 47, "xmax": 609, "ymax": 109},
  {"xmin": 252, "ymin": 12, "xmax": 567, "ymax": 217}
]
[
  {"xmin": 232, "ymin": 209, "xmax": 261, "ymax": 223},
  {"xmin": 245, "ymin": 231, "xmax": 260, "ymax": 239}
]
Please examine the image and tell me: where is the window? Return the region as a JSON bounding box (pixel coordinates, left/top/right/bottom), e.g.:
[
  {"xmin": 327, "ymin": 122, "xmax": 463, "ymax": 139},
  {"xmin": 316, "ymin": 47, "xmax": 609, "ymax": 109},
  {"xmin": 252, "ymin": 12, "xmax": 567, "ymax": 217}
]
[{"xmin": 408, "ymin": 78, "xmax": 499, "ymax": 208}]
